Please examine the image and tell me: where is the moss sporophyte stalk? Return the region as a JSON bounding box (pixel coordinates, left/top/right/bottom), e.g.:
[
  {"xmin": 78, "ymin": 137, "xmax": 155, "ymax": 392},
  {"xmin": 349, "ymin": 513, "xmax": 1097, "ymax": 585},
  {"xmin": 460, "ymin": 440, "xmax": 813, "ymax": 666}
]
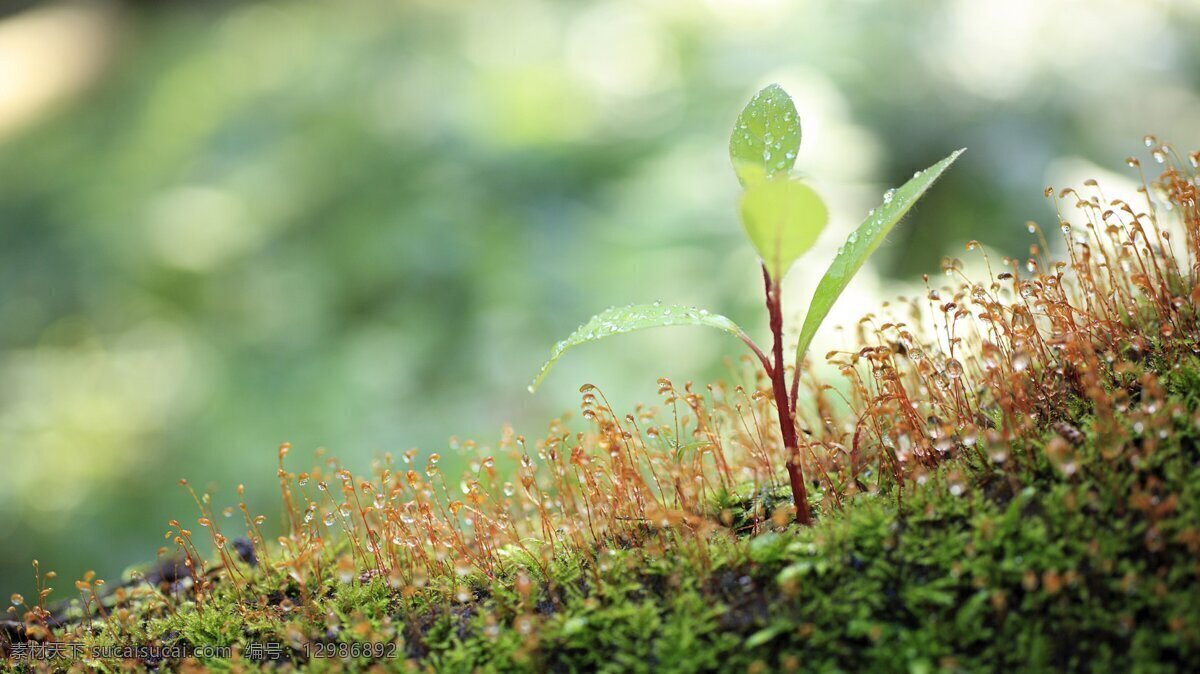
[
  {"xmin": 5, "ymin": 86, "xmax": 1200, "ymax": 671},
  {"xmin": 530, "ymin": 84, "xmax": 963, "ymax": 525}
]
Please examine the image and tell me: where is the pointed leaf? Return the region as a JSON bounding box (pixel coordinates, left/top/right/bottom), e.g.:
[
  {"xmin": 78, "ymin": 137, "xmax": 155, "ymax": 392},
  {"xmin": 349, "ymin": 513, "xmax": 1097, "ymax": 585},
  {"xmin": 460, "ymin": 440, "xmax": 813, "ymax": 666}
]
[
  {"xmin": 528, "ymin": 304, "xmax": 747, "ymax": 393},
  {"xmin": 739, "ymin": 178, "xmax": 828, "ymax": 281},
  {"xmin": 794, "ymin": 149, "xmax": 965, "ymax": 366},
  {"xmin": 730, "ymin": 84, "xmax": 801, "ymax": 186}
]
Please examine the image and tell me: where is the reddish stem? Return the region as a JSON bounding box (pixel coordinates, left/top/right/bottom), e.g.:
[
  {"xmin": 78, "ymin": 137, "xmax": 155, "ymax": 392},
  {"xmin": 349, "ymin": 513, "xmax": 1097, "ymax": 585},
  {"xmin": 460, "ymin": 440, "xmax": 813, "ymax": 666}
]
[{"xmin": 762, "ymin": 265, "xmax": 811, "ymax": 525}]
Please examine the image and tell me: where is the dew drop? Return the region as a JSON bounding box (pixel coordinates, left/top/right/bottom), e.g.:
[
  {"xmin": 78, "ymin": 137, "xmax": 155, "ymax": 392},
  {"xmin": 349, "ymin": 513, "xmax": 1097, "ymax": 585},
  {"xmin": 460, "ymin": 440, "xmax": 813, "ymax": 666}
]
[{"xmin": 945, "ymin": 359, "xmax": 963, "ymax": 379}]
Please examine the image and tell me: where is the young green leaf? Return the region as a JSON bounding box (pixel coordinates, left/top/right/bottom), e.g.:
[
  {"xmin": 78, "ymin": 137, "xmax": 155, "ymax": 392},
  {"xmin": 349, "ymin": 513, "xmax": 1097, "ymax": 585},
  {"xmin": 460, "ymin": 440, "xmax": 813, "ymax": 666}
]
[
  {"xmin": 739, "ymin": 178, "xmax": 828, "ymax": 281},
  {"xmin": 528, "ymin": 303, "xmax": 747, "ymax": 393},
  {"xmin": 730, "ymin": 84, "xmax": 801, "ymax": 186},
  {"xmin": 793, "ymin": 148, "xmax": 965, "ymax": 368}
]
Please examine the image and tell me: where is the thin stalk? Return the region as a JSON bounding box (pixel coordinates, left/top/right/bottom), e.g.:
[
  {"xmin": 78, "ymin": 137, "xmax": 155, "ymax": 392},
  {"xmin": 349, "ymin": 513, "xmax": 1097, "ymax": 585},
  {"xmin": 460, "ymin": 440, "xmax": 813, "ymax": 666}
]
[
  {"xmin": 736, "ymin": 330, "xmax": 774, "ymax": 376},
  {"xmin": 789, "ymin": 351, "xmax": 802, "ymax": 416},
  {"xmin": 762, "ymin": 265, "xmax": 811, "ymax": 525}
]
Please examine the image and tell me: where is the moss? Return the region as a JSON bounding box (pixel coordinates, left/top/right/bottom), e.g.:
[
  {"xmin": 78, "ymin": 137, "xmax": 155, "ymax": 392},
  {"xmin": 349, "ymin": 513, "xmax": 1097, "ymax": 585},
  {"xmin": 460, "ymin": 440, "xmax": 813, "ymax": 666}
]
[{"xmin": 25, "ymin": 364, "xmax": 1195, "ymax": 672}]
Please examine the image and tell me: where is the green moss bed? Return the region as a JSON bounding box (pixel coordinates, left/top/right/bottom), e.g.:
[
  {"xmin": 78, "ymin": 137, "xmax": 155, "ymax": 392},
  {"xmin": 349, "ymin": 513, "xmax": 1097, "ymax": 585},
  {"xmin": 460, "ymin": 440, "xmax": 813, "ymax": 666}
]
[{"xmin": 3, "ymin": 354, "xmax": 1198, "ymax": 672}]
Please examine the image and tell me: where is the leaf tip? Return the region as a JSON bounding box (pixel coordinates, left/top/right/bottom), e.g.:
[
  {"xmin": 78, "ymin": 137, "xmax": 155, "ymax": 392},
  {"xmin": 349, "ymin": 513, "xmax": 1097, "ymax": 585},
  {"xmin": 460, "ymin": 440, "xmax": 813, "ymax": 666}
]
[
  {"xmin": 757, "ymin": 82, "xmax": 787, "ymax": 97},
  {"xmin": 528, "ymin": 369, "xmax": 548, "ymax": 393}
]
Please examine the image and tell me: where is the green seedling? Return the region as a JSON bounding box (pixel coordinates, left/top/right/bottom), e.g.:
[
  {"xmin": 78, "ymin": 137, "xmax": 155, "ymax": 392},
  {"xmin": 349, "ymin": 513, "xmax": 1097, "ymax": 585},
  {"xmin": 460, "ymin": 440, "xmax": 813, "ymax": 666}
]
[{"xmin": 530, "ymin": 84, "xmax": 963, "ymax": 524}]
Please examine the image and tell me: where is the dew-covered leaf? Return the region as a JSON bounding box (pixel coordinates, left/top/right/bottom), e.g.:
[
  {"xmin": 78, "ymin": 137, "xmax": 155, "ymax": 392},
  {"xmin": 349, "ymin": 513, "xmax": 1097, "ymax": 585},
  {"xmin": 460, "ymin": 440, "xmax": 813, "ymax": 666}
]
[
  {"xmin": 730, "ymin": 84, "xmax": 801, "ymax": 186},
  {"xmin": 528, "ymin": 303, "xmax": 746, "ymax": 392},
  {"xmin": 794, "ymin": 149, "xmax": 965, "ymax": 366},
  {"xmin": 739, "ymin": 178, "xmax": 828, "ymax": 281}
]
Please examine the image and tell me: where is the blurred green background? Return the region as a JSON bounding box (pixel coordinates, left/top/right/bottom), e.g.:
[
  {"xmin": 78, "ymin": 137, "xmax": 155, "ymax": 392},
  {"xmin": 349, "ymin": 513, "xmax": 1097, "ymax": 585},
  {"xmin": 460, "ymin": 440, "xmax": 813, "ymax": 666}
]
[{"xmin": 1, "ymin": 0, "xmax": 1197, "ymax": 596}]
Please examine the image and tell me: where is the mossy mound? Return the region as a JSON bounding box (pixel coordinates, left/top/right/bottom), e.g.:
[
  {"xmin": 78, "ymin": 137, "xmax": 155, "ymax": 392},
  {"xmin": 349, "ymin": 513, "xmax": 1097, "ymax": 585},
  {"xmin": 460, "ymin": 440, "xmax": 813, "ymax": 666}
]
[{"xmin": 6, "ymin": 358, "xmax": 1197, "ymax": 672}]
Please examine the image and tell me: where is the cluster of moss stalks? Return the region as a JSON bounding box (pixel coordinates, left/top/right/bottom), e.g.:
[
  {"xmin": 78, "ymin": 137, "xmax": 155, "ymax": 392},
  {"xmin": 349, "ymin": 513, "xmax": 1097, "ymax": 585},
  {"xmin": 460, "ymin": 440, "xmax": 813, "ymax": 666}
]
[{"xmin": 5, "ymin": 146, "xmax": 1200, "ymax": 673}]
